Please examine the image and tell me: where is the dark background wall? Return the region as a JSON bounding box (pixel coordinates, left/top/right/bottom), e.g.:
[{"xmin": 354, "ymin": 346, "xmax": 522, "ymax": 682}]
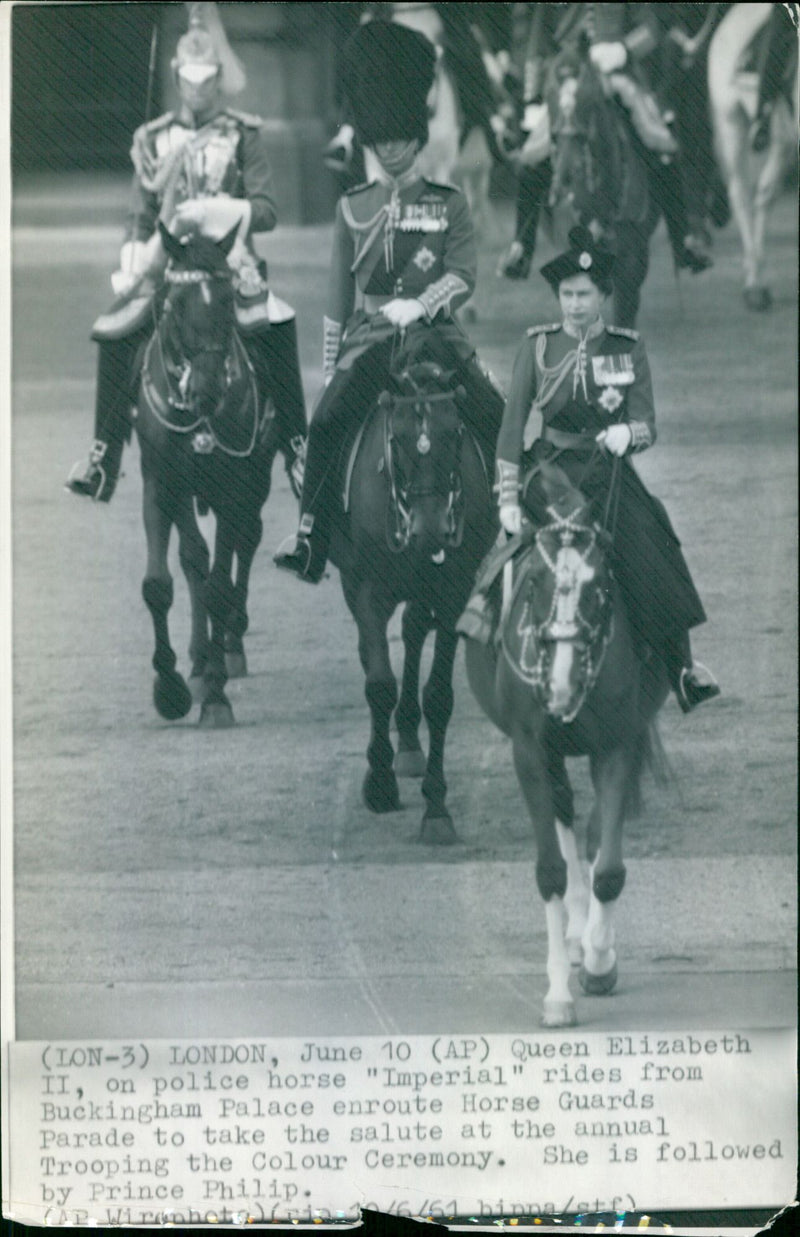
[{"xmin": 10, "ymin": 2, "xmax": 511, "ymax": 224}]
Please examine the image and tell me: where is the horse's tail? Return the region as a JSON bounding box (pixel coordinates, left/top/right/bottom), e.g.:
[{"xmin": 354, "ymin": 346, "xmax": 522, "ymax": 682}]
[{"xmin": 624, "ymin": 720, "xmax": 673, "ymax": 820}]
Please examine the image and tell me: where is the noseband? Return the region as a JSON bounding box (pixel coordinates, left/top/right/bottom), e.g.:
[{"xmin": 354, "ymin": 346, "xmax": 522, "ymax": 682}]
[{"xmin": 381, "ymin": 368, "xmax": 465, "ymax": 553}]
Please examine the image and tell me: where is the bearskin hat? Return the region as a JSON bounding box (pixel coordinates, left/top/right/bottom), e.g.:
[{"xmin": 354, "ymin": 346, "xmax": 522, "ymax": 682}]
[{"xmin": 342, "ymin": 21, "xmax": 437, "ymax": 149}]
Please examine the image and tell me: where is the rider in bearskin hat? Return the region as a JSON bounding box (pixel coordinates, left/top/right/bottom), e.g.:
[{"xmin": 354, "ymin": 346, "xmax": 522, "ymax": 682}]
[
  {"xmin": 66, "ymin": 7, "xmax": 307, "ymax": 503},
  {"xmin": 274, "ymin": 19, "xmax": 504, "ymax": 584}
]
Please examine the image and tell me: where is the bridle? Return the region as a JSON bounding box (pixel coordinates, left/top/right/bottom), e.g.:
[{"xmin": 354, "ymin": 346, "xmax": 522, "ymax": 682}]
[
  {"xmin": 140, "ymin": 260, "xmax": 259, "ymax": 458},
  {"xmin": 381, "ymin": 367, "xmax": 465, "ymax": 553}
]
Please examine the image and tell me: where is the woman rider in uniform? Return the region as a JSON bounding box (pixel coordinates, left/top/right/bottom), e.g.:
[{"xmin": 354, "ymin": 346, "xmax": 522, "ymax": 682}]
[
  {"xmin": 461, "ymin": 225, "xmax": 720, "ymax": 714},
  {"xmin": 66, "ymin": 12, "xmax": 306, "ymax": 503},
  {"xmin": 274, "ymin": 20, "xmax": 505, "ymax": 584}
]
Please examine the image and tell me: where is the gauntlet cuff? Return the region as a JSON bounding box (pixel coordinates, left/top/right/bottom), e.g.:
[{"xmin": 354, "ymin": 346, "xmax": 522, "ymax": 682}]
[
  {"xmin": 494, "ymin": 459, "xmax": 521, "ymax": 507},
  {"xmin": 323, "ymin": 317, "xmax": 342, "ymax": 382}
]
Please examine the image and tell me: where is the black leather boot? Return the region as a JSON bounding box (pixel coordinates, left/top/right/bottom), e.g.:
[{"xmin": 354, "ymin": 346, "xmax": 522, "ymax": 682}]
[{"xmin": 65, "ymin": 336, "xmax": 141, "ymax": 502}]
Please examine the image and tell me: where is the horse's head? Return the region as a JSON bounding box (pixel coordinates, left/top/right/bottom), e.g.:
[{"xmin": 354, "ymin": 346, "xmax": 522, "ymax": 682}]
[
  {"xmin": 157, "ymin": 220, "xmax": 239, "ymax": 419},
  {"xmin": 381, "ymin": 355, "xmax": 467, "ymax": 555},
  {"xmin": 505, "ymin": 459, "xmax": 613, "ymax": 722}
]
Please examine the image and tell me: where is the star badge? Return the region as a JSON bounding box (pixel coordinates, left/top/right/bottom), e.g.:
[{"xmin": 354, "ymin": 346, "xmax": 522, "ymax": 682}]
[
  {"xmin": 598, "ymin": 385, "xmax": 624, "ymax": 414},
  {"xmin": 413, "ymin": 245, "xmax": 436, "ymax": 273}
]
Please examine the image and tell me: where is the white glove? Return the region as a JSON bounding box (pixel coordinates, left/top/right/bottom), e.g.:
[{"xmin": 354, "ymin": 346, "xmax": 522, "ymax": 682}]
[
  {"xmin": 499, "ymin": 503, "xmax": 523, "ymax": 535},
  {"xmin": 380, "ymin": 298, "xmax": 427, "ymax": 328},
  {"xmin": 597, "ymin": 424, "xmax": 632, "ymax": 456},
  {"xmin": 589, "ymin": 41, "xmax": 628, "ymax": 74},
  {"xmin": 172, "ymin": 196, "xmax": 251, "ymax": 241},
  {"xmin": 110, "ymin": 238, "xmax": 159, "ymax": 295}
]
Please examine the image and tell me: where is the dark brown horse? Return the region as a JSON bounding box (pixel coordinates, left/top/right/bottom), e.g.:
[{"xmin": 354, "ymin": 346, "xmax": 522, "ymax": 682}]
[
  {"xmin": 135, "ymin": 222, "xmax": 280, "ymax": 725},
  {"xmin": 330, "ymin": 327, "xmax": 495, "ymax": 843},
  {"xmin": 464, "ymin": 458, "xmax": 669, "ymax": 1025},
  {"xmin": 546, "ymin": 49, "xmax": 661, "ymax": 327}
]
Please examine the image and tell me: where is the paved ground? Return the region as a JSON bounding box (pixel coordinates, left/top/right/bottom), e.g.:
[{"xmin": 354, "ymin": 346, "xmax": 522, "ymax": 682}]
[{"xmin": 8, "ymin": 173, "xmax": 797, "ymax": 1039}]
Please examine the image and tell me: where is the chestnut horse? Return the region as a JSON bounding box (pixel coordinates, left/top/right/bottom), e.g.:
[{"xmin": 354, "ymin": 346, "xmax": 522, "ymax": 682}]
[{"xmin": 464, "ymin": 458, "xmax": 669, "ymax": 1026}]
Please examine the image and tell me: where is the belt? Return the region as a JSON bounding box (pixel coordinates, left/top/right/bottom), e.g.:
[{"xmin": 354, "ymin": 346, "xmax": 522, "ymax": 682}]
[{"xmin": 542, "ymin": 425, "xmax": 599, "ymax": 451}]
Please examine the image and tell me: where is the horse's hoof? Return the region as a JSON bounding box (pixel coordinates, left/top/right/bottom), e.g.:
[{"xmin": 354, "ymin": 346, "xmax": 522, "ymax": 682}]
[
  {"xmin": 579, "ymin": 961, "xmax": 618, "ymax": 996},
  {"xmin": 199, "ymin": 700, "xmax": 235, "ymax": 729},
  {"xmin": 362, "ymin": 771, "xmax": 401, "ymax": 814},
  {"xmin": 153, "ymin": 673, "xmax": 192, "ymax": 721},
  {"xmin": 418, "ymin": 814, "xmax": 459, "ymax": 845},
  {"xmin": 225, "ymin": 650, "xmax": 248, "ymax": 679},
  {"xmin": 743, "ymin": 285, "xmax": 772, "ymax": 312},
  {"xmin": 394, "ymin": 748, "xmax": 426, "ymax": 778},
  {"xmin": 542, "ymin": 1000, "xmax": 577, "ymax": 1029}
]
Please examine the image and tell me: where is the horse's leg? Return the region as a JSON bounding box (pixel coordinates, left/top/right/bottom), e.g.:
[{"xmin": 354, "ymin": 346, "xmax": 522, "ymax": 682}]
[
  {"xmin": 225, "ymin": 509, "xmax": 264, "ymax": 679},
  {"xmin": 504, "ymin": 674, "xmax": 574, "ymax": 1025},
  {"xmin": 395, "ymin": 600, "xmax": 431, "ymax": 778},
  {"xmin": 174, "ymin": 498, "xmax": 210, "ymax": 700},
  {"xmin": 348, "ymin": 578, "xmax": 401, "ymax": 813},
  {"xmin": 141, "ymin": 475, "xmax": 192, "ymax": 720},
  {"xmin": 613, "ymin": 221, "xmax": 650, "ymax": 328},
  {"xmin": 750, "ymin": 107, "xmax": 793, "ymax": 305},
  {"xmin": 715, "ymin": 104, "xmax": 762, "ymax": 301},
  {"xmin": 418, "ymin": 625, "xmax": 459, "ymax": 845},
  {"xmin": 579, "ymin": 748, "xmax": 629, "ymax": 995},
  {"xmin": 199, "ymin": 513, "xmax": 236, "ymax": 728}
]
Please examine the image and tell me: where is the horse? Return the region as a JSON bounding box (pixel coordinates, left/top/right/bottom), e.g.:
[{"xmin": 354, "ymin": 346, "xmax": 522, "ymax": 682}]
[
  {"xmin": 463, "ymin": 457, "xmax": 669, "ymax": 1026},
  {"xmin": 329, "ymin": 325, "xmax": 495, "ymax": 843},
  {"xmin": 545, "ymin": 50, "xmax": 661, "ymax": 328},
  {"xmin": 135, "ymin": 220, "xmax": 281, "ymax": 726},
  {"xmin": 708, "ymin": 3, "xmax": 799, "ymax": 310}
]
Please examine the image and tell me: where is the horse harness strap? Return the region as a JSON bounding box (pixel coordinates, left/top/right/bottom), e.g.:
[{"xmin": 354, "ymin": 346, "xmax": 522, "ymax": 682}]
[{"xmin": 141, "ymin": 329, "xmax": 260, "ymax": 459}]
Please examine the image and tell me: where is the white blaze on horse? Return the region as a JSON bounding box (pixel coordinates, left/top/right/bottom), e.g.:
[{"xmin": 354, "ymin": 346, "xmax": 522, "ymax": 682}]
[{"xmin": 708, "ymin": 3, "xmax": 799, "ymax": 310}]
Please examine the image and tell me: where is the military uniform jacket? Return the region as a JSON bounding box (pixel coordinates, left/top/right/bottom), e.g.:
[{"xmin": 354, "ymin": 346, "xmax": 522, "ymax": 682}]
[
  {"xmin": 125, "ymin": 107, "xmax": 278, "ymax": 250},
  {"xmin": 327, "ymin": 173, "xmax": 477, "ymax": 363},
  {"xmin": 496, "ymin": 318, "xmax": 656, "ymax": 463}
]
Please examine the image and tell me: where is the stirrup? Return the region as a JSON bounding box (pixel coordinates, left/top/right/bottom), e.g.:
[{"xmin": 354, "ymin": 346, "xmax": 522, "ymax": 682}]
[
  {"xmin": 65, "ymin": 455, "xmax": 111, "ymax": 502},
  {"xmin": 273, "ymin": 533, "xmax": 325, "ymax": 584},
  {"xmin": 677, "ymin": 662, "xmax": 720, "ymax": 714}
]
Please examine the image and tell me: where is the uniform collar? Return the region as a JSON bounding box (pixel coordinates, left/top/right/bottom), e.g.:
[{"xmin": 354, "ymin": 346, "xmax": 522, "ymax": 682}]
[
  {"xmin": 562, "ymin": 315, "xmax": 605, "ymax": 342},
  {"xmin": 373, "ymin": 161, "xmax": 422, "ymax": 192}
]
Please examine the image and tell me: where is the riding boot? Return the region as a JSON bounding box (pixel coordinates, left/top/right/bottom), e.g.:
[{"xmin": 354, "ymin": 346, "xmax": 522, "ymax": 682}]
[
  {"xmin": 272, "ymin": 422, "xmax": 336, "ymax": 583},
  {"xmin": 65, "ymin": 333, "xmax": 145, "ymax": 502},
  {"xmin": 751, "ymin": 4, "xmax": 796, "ymax": 151},
  {"xmin": 245, "ymin": 319, "xmax": 307, "ymax": 496},
  {"xmin": 649, "ymin": 157, "xmax": 713, "ymax": 274}
]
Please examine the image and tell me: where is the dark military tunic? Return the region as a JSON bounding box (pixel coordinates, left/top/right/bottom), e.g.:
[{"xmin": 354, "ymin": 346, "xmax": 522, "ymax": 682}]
[
  {"xmin": 327, "ymin": 172, "xmax": 479, "ymax": 370},
  {"xmin": 498, "ymin": 318, "xmax": 705, "ymax": 655}
]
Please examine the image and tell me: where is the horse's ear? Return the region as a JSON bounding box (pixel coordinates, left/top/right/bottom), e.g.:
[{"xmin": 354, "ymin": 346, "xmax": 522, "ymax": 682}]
[
  {"xmin": 158, "ymin": 219, "xmax": 185, "ymax": 263},
  {"xmin": 454, "ymin": 385, "xmax": 467, "ymax": 404},
  {"xmin": 218, "ymin": 222, "xmax": 241, "ymax": 259}
]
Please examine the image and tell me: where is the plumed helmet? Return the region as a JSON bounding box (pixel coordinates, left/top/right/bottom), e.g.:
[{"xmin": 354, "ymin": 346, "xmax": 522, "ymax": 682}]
[
  {"xmin": 342, "ymin": 21, "xmax": 437, "ymax": 149},
  {"xmin": 173, "ymin": 3, "xmax": 247, "ymax": 96},
  {"xmin": 540, "ymin": 225, "xmax": 615, "ymax": 295}
]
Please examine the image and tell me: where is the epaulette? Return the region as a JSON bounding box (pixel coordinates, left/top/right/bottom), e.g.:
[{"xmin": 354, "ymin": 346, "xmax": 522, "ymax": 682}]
[
  {"xmin": 136, "ymin": 112, "xmax": 176, "ymax": 137},
  {"xmin": 606, "ymin": 325, "xmax": 639, "ymax": 340},
  {"xmin": 225, "ymin": 108, "xmax": 266, "ymax": 128},
  {"xmin": 526, "ymin": 323, "xmax": 561, "ymax": 337}
]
